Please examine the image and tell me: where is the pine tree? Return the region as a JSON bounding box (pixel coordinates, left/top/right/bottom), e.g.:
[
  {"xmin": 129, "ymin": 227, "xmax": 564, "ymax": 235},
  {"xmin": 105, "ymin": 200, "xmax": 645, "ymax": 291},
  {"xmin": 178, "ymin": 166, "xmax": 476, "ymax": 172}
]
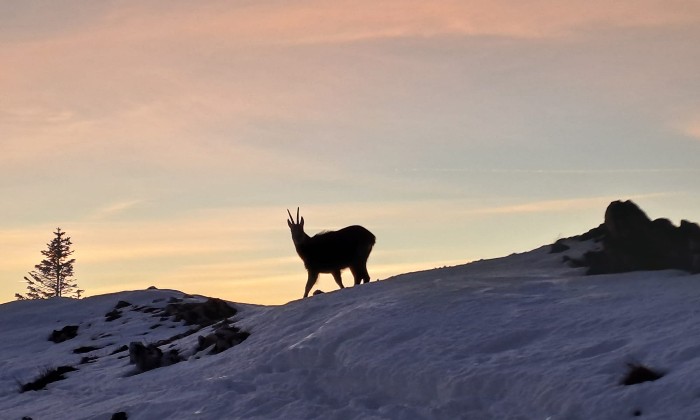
[{"xmin": 16, "ymin": 228, "xmax": 82, "ymax": 300}]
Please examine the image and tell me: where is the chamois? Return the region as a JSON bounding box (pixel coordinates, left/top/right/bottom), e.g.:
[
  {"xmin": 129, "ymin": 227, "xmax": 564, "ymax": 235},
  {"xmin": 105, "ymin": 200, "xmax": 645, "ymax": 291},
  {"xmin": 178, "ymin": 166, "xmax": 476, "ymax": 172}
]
[{"xmin": 287, "ymin": 208, "xmax": 376, "ymax": 298}]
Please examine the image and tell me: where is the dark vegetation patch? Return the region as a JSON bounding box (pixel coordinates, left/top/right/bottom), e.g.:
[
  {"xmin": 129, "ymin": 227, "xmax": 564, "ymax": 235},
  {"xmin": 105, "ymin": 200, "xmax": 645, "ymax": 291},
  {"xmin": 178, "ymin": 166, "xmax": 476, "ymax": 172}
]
[
  {"xmin": 568, "ymin": 200, "xmax": 700, "ymax": 275},
  {"xmin": 73, "ymin": 345, "xmax": 102, "ymax": 354},
  {"xmin": 49, "ymin": 325, "xmax": 79, "ymax": 343},
  {"xmin": 20, "ymin": 366, "xmax": 78, "ymax": 392},
  {"xmin": 150, "ymin": 324, "xmax": 162, "ymax": 329},
  {"xmin": 621, "ymin": 362, "xmax": 665, "ymax": 386}
]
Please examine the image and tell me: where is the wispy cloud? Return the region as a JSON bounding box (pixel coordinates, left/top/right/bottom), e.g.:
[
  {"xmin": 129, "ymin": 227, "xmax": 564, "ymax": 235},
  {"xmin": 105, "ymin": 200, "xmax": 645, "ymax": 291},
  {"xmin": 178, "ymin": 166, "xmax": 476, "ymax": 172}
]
[
  {"xmin": 89, "ymin": 199, "xmax": 145, "ymax": 220},
  {"xmin": 465, "ymin": 193, "xmax": 677, "ymax": 216},
  {"xmin": 2, "ymin": 0, "xmax": 698, "ymax": 173},
  {"xmin": 50, "ymin": 1, "xmax": 700, "ymax": 46},
  {"xmin": 399, "ymin": 168, "xmax": 700, "ymax": 175}
]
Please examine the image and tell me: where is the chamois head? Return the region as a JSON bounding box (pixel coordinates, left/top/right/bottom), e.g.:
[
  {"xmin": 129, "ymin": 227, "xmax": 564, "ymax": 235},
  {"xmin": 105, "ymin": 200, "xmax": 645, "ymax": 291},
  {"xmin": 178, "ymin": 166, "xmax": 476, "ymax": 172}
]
[{"xmin": 287, "ymin": 207, "xmax": 307, "ymax": 246}]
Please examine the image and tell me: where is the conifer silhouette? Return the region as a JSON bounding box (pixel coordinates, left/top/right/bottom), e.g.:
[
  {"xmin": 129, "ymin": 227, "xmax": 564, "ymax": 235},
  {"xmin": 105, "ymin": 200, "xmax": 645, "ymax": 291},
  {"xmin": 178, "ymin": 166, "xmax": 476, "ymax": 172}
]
[{"xmin": 16, "ymin": 228, "xmax": 82, "ymax": 300}]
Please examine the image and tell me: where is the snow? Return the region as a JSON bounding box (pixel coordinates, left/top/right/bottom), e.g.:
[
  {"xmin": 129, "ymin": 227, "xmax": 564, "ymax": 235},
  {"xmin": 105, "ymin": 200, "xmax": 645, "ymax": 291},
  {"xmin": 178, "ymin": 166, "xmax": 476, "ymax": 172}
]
[{"xmin": 3, "ymin": 242, "xmax": 700, "ymax": 419}]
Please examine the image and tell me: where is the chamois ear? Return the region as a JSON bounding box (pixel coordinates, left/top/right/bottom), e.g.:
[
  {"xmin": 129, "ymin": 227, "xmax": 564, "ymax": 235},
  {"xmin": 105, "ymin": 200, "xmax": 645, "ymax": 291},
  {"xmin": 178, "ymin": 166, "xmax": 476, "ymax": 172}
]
[{"xmin": 287, "ymin": 219, "xmax": 293, "ymax": 228}]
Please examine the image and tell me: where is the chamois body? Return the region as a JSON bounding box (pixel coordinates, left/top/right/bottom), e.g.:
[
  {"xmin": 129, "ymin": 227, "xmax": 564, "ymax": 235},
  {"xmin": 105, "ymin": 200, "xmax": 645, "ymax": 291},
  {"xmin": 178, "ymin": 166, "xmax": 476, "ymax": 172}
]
[{"xmin": 287, "ymin": 209, "xmax": 376, "ymax": 298}]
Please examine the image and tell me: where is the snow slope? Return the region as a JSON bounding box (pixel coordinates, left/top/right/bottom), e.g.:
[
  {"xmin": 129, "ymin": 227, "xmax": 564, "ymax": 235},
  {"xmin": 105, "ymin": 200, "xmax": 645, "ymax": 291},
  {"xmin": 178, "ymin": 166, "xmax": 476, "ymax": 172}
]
[{"xmin": 3, "ymin": 242, "xmax": 700, "ymax": 419}]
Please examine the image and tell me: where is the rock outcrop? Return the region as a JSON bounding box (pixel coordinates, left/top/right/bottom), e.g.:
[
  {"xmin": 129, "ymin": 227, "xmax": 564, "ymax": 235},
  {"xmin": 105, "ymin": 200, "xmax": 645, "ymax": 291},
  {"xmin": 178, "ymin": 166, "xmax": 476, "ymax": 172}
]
[
  {"xmin": 164, "ymin": 298, "xmax": 237, "ymax": 327},
  {"xmin": 49, "ymin": 325, "xmax": 79, "ymax": 343},
  {"xmin": 565, "ymin": 200, "xmax": 700, "ymax": 274},
  {"xmin": 128, "ymin": 342, "xmax": 181, "ymax": 372}
]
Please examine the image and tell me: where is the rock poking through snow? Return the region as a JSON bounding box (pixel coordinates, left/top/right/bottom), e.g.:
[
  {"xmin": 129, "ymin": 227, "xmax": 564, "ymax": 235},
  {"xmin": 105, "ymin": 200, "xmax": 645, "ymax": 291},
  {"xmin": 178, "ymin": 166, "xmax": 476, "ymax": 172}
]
[{"xmin": 567, "ymin": 200, "xmax": 700, "ymax": 274}]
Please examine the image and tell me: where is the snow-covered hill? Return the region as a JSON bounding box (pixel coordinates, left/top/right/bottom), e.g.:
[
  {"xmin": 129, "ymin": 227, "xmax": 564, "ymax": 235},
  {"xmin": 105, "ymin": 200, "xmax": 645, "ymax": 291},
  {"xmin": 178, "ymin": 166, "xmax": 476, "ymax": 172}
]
[{"xmin": 3, "ymin": 241, "xmax": 700, "ymax": 420}]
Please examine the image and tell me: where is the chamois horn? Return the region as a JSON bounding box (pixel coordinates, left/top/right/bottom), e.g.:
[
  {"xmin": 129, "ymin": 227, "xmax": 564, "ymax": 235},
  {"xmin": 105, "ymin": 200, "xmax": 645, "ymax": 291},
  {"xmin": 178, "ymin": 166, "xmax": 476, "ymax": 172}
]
[{"xmin": 287, "ymin": 207, "xmax": 300, "ymax": 224}]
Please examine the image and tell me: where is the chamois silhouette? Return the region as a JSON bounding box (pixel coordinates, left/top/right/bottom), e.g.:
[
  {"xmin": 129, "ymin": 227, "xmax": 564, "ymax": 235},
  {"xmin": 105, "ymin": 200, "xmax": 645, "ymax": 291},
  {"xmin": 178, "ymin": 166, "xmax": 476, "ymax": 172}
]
[{"xmin": 287, "ymin": 208, "xmax": 376, "ymax": 298}]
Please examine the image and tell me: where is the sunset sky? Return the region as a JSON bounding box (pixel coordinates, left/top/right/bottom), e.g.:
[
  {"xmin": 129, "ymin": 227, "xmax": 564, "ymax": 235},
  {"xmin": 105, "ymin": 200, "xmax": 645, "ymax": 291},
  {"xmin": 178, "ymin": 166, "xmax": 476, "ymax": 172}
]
[{"xmin": 2, "ymin": 0, "xmax": 700, "ymax": 304}]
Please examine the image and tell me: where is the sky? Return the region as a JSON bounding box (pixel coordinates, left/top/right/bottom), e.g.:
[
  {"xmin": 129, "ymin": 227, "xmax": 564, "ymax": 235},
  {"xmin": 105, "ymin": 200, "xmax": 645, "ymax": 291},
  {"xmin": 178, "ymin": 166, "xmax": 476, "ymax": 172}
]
[{"xmin": 1, "ymin": 0, "xmax": 700, "ymax": 305}]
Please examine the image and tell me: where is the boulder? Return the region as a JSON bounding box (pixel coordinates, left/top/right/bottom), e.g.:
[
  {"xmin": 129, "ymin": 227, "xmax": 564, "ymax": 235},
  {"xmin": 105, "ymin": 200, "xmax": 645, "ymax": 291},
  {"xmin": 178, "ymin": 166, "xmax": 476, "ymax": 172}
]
[
  {"xmin": 578, "ymin": 200, "xmax": 700, "ymax": 274},
  {"xmin": 128, "ymin": 342, "xmax": 180, "ymax": 372},
  {"xmin": 197, "ymin": 325, "xmax": 250, "ymax": 354},
  {"xmin": 165, "ymin": 298, "xmax": 237, "ymax": 327},
  {"xmin": 49, "ymin": 325, "xmax": 79, "ymax": 343}
]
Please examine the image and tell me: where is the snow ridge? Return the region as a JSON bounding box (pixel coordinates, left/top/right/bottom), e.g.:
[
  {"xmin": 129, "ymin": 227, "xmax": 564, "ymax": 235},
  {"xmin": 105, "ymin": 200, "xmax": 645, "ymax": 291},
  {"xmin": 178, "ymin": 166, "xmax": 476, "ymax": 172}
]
[{"xmin": 2, "ymin": 245, "xmax": 700, "ymax": 419}]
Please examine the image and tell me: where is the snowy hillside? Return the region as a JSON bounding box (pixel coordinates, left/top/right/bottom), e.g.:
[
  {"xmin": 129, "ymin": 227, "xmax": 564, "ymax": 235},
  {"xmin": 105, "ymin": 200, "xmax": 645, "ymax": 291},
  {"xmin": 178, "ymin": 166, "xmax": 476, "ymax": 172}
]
[{"xmin": 3, "ymin": 241, "xmax": 700, "ymax": 419}]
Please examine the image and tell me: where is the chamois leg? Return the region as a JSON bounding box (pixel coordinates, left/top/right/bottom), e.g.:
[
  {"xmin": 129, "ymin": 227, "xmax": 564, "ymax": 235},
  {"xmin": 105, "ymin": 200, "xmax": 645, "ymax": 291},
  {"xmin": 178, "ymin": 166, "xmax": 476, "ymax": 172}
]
[
  {"xmin": 331, "ymin": 270, "xmax": 345, "ymax": 290},
  {"xmin": 350, "ymin": 266, "xmax": 362, "ymax": 285},
  {"xmin": 359, "ymin": 264, "xmax": 370, "ymax": 284},
  {"xmin": 303, "ymin": 271, "xmax": 319, "ymax": 298}
]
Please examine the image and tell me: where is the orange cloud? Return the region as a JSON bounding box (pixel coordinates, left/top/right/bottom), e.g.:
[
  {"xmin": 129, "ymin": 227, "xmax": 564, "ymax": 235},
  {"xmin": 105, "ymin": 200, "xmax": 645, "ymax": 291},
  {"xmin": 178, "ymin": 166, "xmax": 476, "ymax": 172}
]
[
  {"xmin": 97, "ymin": 0, "xmax": 700, "ymax": 45},
  {"xmin": 681, "ymin": 119, "xmax": 700, "ymax": 141},
  {"xmin": 2, "ymin": 0, "xmax": 698, "ymax": 173}
]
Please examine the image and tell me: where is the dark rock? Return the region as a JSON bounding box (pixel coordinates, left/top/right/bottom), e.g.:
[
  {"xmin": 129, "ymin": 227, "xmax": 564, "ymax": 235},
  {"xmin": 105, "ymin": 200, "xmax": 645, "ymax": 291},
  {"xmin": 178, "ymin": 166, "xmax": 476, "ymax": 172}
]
[
  {"xmin": 165, "ymin": 298, "xmax": 237, "ymax": 327},
  {"xmin": 80, "ymin": 356, "xmax": 98, "ymax": 364},
  {"xmin": 73, "ymin": 345, "xmax": 102, "ymax": 354},
  {"xmin": 312, "ymin": 290, "xmax": 324, "ymax": 295},
  {"xmin": 621, "ymin": 363, "xmax": 664, "ymax": 386},
  {"xmin": 132, "ymin": 306, "xmax": 160, "ymax": 314},
  {"xmin": 49, "ymin": 325, "xmax": 79, "ymax": 343},
  {"xmin": 110, "ymin": 344, "xmax": 129, "ymax": 355},
  {"xmin": 114, "ymin": 300, "xmax": 131, "ymax": 309},
  {"xmin": 197, "ymin": 325, "xmax": 250, "ymax": 354},
  {"xmin": 129, "ymin": 342, "xmax": 181, "ymax": 372},
  {"xmin": 575, "ymin": 200, "xmax": 700, "ymax": 275},
  {"xmin": 605, "ymin": 200, "xmax": 651, "ymax": 240},
  {"xmin": 147, "ymin": 286, "xmax": 158, "ymax": 290},
  {"xmin": 105, "ymin": 309, "xmax": 122, "ymax": 322},
  {"xmin": 576, "ymin": 224, "xmax": 606, "ymax": 242},
  {"xmin": 129, "ymin": 342, "xmax": 162, "ymax": 372},
  {"xmin": 550, "ymin": 239, "xmax": 570, "ymax": 254},
  {"xmin": 111, "ymin": 412, "xmax": 128, "ymax": 420}
]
